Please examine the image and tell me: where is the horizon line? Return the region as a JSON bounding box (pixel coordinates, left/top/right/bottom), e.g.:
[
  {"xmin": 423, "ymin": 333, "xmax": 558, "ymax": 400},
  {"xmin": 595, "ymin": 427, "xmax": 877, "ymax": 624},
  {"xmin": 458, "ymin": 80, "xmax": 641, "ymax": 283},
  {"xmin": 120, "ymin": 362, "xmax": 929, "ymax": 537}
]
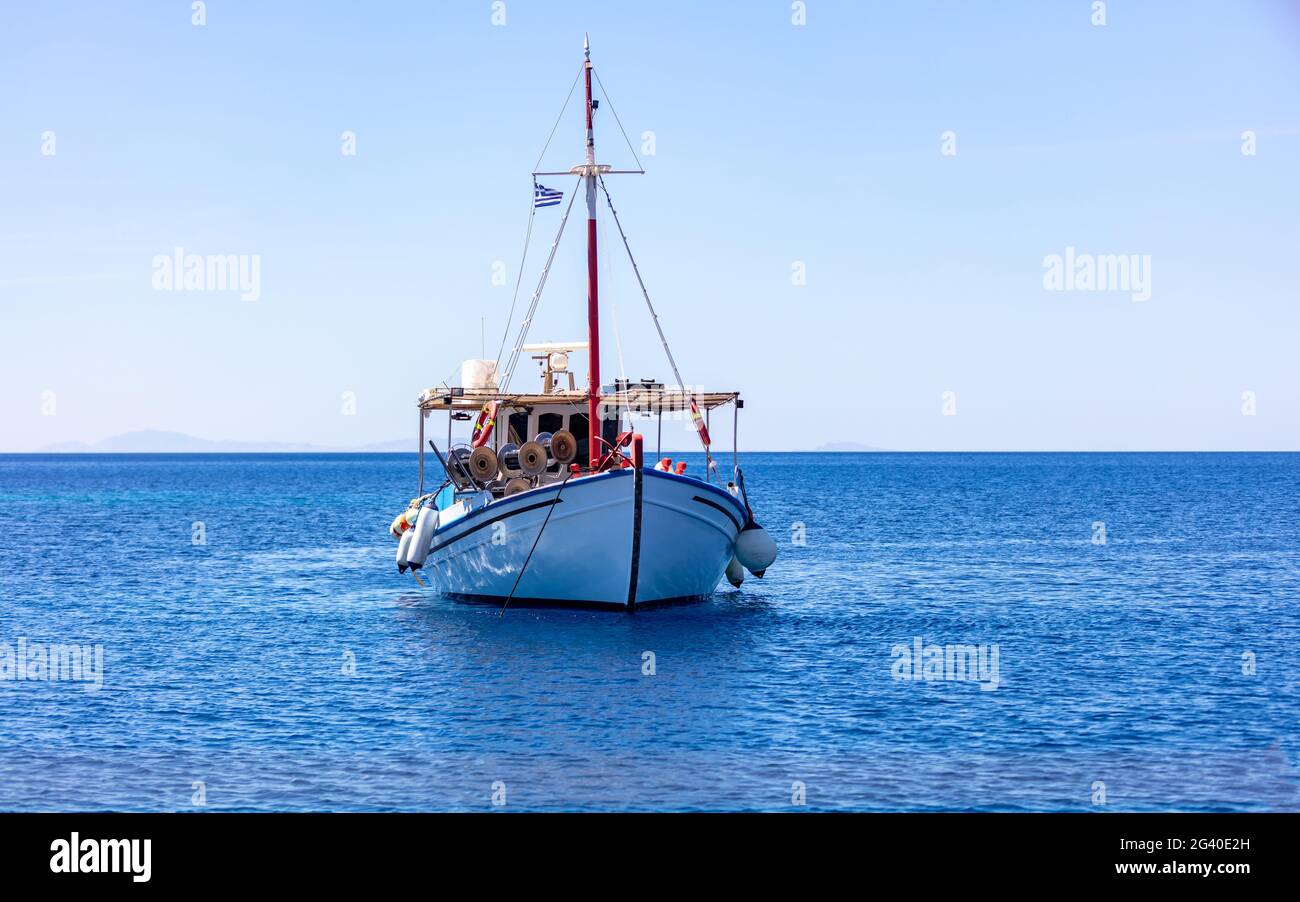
[{"xmin": 5, "ymin": 449, "xmax": 1299, "ymax": 455}]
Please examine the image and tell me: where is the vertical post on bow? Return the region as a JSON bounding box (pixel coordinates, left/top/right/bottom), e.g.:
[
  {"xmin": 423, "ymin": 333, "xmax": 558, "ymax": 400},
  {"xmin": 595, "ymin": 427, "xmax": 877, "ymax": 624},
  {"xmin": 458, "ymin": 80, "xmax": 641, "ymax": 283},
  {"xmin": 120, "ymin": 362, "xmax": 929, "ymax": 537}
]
[{"xmin": 626, "ymin": 432, "xmax": 644, "ymax": 612}]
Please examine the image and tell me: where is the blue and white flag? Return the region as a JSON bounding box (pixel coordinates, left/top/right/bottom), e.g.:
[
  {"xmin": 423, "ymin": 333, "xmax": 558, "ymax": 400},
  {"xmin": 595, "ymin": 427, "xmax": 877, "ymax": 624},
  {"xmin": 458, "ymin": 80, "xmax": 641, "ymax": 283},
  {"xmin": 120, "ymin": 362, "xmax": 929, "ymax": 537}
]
[{"xmin": 534, "ymin": 183, "xmax": 563, "ymax": 208}]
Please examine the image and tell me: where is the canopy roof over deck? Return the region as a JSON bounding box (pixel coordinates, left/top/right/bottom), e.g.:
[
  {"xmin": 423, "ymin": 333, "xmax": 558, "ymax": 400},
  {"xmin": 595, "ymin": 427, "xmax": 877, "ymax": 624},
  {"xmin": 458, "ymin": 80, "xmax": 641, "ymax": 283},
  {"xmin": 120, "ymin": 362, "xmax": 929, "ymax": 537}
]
[{"xmin": 418, "ymin": 386, "xmax": 740, "ymax": 414}]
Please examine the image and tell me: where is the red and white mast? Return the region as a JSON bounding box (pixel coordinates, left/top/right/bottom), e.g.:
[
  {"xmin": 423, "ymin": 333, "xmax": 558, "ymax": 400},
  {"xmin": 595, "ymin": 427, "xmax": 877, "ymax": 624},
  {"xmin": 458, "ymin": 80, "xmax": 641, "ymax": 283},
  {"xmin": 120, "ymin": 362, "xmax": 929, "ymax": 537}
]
[
  {"xmin": 583, "ymin": 34, "xmax": 601, "ymax": 467},
  {"xmin": 525, "ymin": 36, "xmax": 641, "ymax": 465}
]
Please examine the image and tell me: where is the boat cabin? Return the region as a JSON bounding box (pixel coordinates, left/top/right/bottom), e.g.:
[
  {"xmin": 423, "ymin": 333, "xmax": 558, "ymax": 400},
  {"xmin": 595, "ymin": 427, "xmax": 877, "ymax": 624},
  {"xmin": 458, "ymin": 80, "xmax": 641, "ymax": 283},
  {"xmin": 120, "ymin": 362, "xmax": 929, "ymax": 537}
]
[{"xmin": 415, "ymin": 380, "xmax": 740, "ymax": 500}]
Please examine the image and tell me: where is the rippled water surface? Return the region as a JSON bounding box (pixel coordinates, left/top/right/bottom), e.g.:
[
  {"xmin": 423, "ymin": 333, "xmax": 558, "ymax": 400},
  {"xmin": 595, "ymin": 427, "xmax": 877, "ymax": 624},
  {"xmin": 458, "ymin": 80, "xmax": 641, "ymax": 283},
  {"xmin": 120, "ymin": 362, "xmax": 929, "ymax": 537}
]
[{"xmin": 1, "ymin": 452, "xmax": 1297, "ymax": 811}]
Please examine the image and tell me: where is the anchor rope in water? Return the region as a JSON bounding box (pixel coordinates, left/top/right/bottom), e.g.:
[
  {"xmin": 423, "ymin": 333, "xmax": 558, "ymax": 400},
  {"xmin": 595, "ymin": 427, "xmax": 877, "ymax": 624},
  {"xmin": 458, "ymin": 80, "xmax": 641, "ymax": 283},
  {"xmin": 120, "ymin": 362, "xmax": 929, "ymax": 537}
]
[{"xmin": 499, "ymin": 470, "xmax": 575, "ymax": 617}]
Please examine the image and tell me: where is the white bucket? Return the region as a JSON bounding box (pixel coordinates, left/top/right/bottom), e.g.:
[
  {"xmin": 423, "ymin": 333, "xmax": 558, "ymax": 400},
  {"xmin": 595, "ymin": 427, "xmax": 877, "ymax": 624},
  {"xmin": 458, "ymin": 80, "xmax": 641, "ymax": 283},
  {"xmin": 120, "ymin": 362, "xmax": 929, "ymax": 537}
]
[{"xmin": 461, "ymin": 359, "xmax": 499, "ymax": 391}]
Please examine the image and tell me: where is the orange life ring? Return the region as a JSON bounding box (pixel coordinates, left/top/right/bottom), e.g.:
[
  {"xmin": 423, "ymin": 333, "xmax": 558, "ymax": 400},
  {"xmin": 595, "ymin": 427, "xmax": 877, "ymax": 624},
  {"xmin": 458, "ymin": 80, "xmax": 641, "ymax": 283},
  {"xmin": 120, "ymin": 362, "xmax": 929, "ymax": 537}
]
[{"xmin": 471, "ymin": 401, "xmax": 499, "ymax": 448}]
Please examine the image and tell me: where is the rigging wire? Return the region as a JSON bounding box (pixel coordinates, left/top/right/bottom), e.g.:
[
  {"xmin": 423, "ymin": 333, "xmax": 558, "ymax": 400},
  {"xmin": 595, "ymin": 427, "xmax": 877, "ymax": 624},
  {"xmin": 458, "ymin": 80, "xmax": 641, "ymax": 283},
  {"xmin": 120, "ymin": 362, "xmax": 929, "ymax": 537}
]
[
  {"xmin": 601, "ymin": 211, "xmax": 633, "ymax": 432},
  {"xmin": 492, "ymin": 196, "xmax": 536, "ymax": 376},
  {"xmin": 499, "ymin": 176, "xmax": 583, "ymax": 393},
  {"xmin": 490, "ymin": 62, "xmax": 585, "ymax": 380},
  {"xmin": 593, "ymin": 70, "xmax": 645, "ymax": 173},
  {"xmin": 597, "ymin": 175, "xmax": 697, "ymax": 433},
  {"xmin": 534, "ymin": 62, "xmax": 585, "ymax": 172}
]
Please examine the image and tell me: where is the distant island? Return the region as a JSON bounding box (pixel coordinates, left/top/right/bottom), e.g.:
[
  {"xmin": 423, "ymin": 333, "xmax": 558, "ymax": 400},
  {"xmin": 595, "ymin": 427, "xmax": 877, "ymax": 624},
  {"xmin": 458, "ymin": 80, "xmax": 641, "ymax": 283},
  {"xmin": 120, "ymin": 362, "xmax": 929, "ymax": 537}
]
[
  {"xmin": 38, "ymin": 430, "xmax": 414, "ymax": 454},
  {"xmin": 811, "ymin": 441, "xmax": 890, "ymax": 452},
  {"xmin": 30, "ymin": 430, "xmax": 890, "ymax": 454}
]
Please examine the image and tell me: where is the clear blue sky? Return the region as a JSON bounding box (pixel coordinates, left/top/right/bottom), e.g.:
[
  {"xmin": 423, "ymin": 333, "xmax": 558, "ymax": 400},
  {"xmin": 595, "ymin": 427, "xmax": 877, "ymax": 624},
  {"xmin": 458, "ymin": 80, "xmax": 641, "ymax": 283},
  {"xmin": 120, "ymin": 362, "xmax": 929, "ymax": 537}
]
[{"xmin": 2, "ymin": 1, "xmax": 1298, "ymax": 451}]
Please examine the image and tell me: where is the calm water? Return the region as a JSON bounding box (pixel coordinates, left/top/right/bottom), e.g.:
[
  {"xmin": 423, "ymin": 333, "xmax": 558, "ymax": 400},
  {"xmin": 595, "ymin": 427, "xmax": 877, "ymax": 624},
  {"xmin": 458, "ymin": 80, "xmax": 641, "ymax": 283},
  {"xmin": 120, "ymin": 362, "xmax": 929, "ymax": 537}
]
[{"xmin": 0, "ymin": 452, "xmax": 1297, "ymax": 812}]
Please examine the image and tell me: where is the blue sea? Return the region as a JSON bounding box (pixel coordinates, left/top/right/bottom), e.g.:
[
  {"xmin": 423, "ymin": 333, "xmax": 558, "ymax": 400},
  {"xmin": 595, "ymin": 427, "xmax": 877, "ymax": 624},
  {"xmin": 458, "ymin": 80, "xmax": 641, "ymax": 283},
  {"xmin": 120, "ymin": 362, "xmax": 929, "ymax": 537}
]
[{"xmin": 0, "ymin": 452, "xmax": 1296, "ymax": 812}]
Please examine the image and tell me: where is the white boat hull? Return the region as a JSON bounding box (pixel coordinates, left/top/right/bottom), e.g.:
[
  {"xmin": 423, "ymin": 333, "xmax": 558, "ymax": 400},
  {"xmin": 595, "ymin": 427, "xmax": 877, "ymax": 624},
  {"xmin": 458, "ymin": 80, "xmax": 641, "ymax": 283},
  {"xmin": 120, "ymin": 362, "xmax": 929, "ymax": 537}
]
[{"xmin": 420, "ymin": 467, "xmax": 746, "ymax": 609}]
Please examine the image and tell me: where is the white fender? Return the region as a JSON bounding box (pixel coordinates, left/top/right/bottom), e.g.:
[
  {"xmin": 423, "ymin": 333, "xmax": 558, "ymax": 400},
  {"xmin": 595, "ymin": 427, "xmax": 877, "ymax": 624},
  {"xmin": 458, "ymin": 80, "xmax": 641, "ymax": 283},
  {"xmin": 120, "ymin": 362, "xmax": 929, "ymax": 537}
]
[
  {"xmin": 395, "ymin": 529, "xmax": 416, "ymax": 573},
  {"xmin": 406, "ymin": 506, "xmax": 440, "ymax": 570},
  {"xmin": 726, "ymin": 555, "xmax": 745, "ymax": 588},
  {"xmin": 735, "ymin": 522, "xmax": 777, "ymax": 577}
]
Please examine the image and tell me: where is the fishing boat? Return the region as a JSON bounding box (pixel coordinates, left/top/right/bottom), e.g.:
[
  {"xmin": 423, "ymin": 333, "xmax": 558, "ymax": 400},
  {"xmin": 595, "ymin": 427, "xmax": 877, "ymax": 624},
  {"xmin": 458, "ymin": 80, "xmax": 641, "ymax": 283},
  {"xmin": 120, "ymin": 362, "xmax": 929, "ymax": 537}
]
[{"xmin": 388, "ymin": 36, "xmax": 777, "ymax": 610}]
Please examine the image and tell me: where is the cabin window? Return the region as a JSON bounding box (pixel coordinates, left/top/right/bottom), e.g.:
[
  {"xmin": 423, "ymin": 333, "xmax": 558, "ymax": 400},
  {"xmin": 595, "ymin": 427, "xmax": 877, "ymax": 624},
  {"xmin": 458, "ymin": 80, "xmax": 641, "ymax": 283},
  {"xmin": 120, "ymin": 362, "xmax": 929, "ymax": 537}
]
[
  {"xmin": 569, "ymin": 413, "xmax": 590, "ymax": 466},
  {"xmin": 508, "ymin": 411, "xmax": 528, "ymax": 445},
  {"xmin": 538, "ymin": 412, "xmax": 564, "ymax": 436},
  {"xmin": 564, "ymin": 413, "xmax": 621, "ymax": 467}
]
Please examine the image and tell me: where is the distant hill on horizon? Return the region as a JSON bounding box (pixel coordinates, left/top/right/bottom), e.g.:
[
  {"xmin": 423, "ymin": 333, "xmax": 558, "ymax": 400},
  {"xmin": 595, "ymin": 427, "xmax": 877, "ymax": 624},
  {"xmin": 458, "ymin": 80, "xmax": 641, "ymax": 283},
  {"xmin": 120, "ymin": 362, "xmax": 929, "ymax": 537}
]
[
  {"xmin": 28, "ymin": 430, "xmax": 892, "ymax": 454},
  {"xmin": 37, "ymin": 430, "xmax": 414, "ymax": 454}
]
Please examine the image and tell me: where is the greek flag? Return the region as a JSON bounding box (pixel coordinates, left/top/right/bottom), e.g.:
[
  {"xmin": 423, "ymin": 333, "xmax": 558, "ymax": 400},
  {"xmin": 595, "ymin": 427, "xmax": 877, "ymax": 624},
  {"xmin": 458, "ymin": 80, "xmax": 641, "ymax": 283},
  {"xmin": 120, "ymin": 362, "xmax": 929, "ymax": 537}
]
[{"xmin": 534, "ymin": 183, "xmax": 563, "ymax": 208}]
